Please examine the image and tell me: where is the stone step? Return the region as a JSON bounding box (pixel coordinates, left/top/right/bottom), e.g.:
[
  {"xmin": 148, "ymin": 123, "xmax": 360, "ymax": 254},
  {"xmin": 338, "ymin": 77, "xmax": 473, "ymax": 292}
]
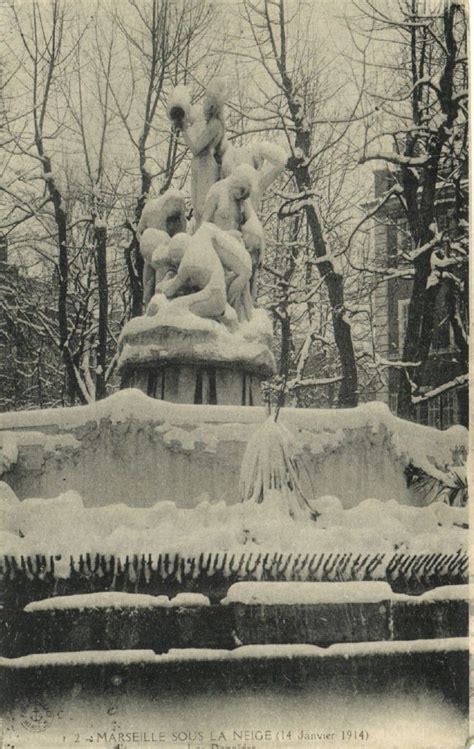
[
  {"xmin": 0, "ymin": 585, "xmax": 467, "ymax": 657},
  {"xmin": 0, "ymin": 639, "xmax": 468, "ymax": 714}
]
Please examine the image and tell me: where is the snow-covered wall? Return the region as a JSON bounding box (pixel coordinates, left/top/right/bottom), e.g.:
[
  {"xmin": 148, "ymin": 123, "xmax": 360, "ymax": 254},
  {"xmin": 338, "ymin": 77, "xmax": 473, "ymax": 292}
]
[{"xmin": 0, "ymin": 390, "xmax": 466, "ymax": 509}]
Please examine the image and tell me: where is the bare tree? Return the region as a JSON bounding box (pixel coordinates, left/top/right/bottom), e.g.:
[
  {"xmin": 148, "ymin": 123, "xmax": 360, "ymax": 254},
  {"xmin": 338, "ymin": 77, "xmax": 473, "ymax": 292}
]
[
  {"xmin": 231, "ymin": 0, "xmax": 362, "ymax": 406},
  {"xmin": 355, "ymin": 0, "xmax": 468, "ymax": 419},
  {"xmin": 5, "ymin": 1, "xmax": 87, "ymax": 401},
  {"xmin": 3, "ymin": 2, "xmax": 129, "ymax": 405},
  {"xmin": 108, "ymin": 0, "xmax": 215, "ymax": 316}
]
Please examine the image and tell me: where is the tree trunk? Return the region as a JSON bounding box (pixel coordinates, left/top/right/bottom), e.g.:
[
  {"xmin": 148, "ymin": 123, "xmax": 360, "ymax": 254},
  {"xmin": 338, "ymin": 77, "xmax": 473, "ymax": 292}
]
[
  {"xmin": 396, "ymin": 4, "xmax": 463, "ymax": 420},
  {"xmin": 95, "ymin": 224, "xmax": 108, "ymax": 400},
  {"xmin": 126, "ymin": 168, "xmax": 152, "ymax": 318},
  {"xmin": 290, "ymin": 162, "xmax": 358, "ymax": 407}
]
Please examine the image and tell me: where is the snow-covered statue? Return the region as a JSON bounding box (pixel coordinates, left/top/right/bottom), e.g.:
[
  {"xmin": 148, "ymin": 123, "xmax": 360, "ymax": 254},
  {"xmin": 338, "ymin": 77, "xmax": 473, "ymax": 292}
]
[
  {"xmin": 139, "ymin": 229, "xmax": 183, "ymax": 316},
  {"xmin": 140, "ymin": 229, "xmax": 168, "ymax": 309},
  {"xmin": 156, "ymin": 223, "xmax": 253, "ymax": 324},
  {"xmin": 137, "ymin": 187, "xmax": 187, "ymax": 237},
  {"xmin": 202, "ymin": 164, "xmax": 265, "ymax": 297},
  {"xmin": 119, "ymin": 87, "xmax": 276, "ymax": 405},
  {"xmin": 221, "ymin": 141, "xmax": 287, "ymax": 211},
  {"xmin": 138, "ymin": 189, "xmax": 187, "ymax": 309},
  {"xmin": 168, "ymin": 80, "xmax": 227, "ymax": 228}
]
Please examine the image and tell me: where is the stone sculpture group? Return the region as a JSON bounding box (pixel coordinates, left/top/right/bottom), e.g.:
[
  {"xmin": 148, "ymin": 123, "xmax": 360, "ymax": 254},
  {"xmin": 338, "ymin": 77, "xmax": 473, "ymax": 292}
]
[{"xmin": 138, "ymin": 79, "xmax": 287, "ymax": 328}]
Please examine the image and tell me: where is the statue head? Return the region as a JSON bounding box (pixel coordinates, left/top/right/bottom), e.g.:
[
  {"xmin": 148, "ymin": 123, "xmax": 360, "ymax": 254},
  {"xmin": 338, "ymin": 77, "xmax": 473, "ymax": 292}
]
[
  {"xmin": 203, "ymin": 77, "xmax": 227, "ymax": 121},
  {"xmin": 140, "ymin": 228, "xmax": 169, "ymax": 263},
  {"xmin": 167, "ymin": 85, "xmax": 192, "ymax": 127},
  {"xmin": 158, "ymin": 187, "xmax": 187, "ymax": 236},
  {"xmin": 167, "ymin": 233, "xmax": 191, "ymax": 267},
  {"xmin": 229, "ymin": 164, "xmax": 257, "ymax": 201}
]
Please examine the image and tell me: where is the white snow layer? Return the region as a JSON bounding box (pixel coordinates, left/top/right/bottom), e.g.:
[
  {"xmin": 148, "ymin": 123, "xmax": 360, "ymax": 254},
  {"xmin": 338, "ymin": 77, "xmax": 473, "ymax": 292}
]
[
  {"xmin": 222, "ymin": 581, "xmax": 468, "ymax": 606},
  {"xmin": 117, "ymin": 307, "xmax": 275, "ymax": 373},
  {"xmin": 0, "ymin": 488, "xmax": 467, "ymax": 571},
  {"xmin": 0, "ymin": 638, "xmax": 467, "ymax": 669},
  {"xmin": 0, "ymin": 432, "xmax": 18, "ymax": 475},
  {"xmin": 24, "ymin": 591, "xmax": 210, "ymax": 612},
  {"xmin": 0, "ymin": 383, "xmax": 463, "ymax": 440},
  {"xmin": 24, "ymin": 592, "xmax": 172, "ymax": 612},
  {"xmin": 22, "ymin": 584, "xmax": 468, "ymax": 613}
]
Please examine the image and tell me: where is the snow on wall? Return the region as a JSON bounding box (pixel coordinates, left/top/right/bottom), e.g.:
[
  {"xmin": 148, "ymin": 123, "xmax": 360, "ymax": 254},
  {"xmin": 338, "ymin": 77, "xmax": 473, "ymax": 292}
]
[
  {"xmin": 0, "ymin": 638, "xmax": 467, "ymax": 669},
  {"xmin": 222, "ymin": 582, "xmax": 469, "ymax": 606},
  {"xmin": 21, "ymin": 584, "xmax": 468, "ymax": 612},
  {"xmin": 0, "ymin": 391, "xmax": 467, "ymax": 509},
  {"xmin": 23, "ymin": 591, "xmax": 210, "ymax": 612}
]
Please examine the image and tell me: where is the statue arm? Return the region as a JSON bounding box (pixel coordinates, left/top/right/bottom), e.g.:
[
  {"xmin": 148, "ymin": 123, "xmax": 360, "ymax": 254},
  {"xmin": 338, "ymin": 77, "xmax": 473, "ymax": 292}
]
[
  {"xmin": 258, "ymin": 161, "xmax": 286, "ymax": 196},
  {"xmin": 211, "ymin": 227, "xmax": 252, "ymax": 277},
  {"xmin": 143, "ymin": 263, "xmax": 155, "ymax": 307},
  {"xmin": 201, "ymin": 189, "xmax": 218, "ymax": 224},
  {"xmin": 253, "ymin": 142, "xmax": 287, "ymax": 197},
  {"xmin": 157, "ymin": 271, "xmax": 185, "ymax": 299},
  {"xmin": 154, "ymin": 267, "xmax": 176, "ymax": 292},
  {"xmin": 242, "ymin": 201, "xmax": 263, "ymax": 236},
  {"xmin": 182, "ymin": 119, "xmax": 221, "ymax": 156},
  {"xmin": 241, "ymin": 205, "xmax": 266, "ymax": 265}
]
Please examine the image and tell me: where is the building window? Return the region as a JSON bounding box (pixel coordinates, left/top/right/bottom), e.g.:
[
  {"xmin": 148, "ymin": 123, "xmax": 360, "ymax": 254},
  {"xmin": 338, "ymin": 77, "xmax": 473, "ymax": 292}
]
[
  {"xmin": 415, "ymin": 401, "xmax": 428, "ymax": 426},
  {"xmin": 427, "ymin": 397, "xmax": 441, "ymax": 429},
  {"xmin": 389, "ymin": 391, "xmax": 398, "ymax": 413},
  {"xmin": 397, "ymin": 218, "xmax": 411, "ymax": 254},
  {"xmin": 437, "ymin": 210, "xmax": 456, "ymax": 233},
  {"xmin": 397, "ymin": 299, "xmax": 410, "ymax": 354},
  {"xmin": 440, "ymin": 390, "xmax": 458, "ymax": 428},
  {"xmin": 432, "ymin": 313, "xmax": 454, "ymax": 352}
]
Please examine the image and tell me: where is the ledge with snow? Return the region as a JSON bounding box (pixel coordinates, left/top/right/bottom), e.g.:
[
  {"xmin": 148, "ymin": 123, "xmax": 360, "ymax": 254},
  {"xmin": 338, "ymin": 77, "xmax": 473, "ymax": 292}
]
[{"xmin": 0, "ymin": 390, "xmax": 466, "ymax": 509}]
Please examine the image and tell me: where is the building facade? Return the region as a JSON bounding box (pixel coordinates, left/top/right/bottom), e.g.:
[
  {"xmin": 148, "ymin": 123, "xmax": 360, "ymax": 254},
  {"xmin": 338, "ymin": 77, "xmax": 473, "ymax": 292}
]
[{"xmin": 371, "ymin": 170, "xmax": 468, "ymax": 429}]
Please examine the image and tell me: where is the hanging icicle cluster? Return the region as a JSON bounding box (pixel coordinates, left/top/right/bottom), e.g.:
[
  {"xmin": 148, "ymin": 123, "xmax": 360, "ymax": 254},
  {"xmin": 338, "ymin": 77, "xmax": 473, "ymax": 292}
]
[{"xmin": 239, "ymin": 416, "xmax": 317, "ymax": 520}]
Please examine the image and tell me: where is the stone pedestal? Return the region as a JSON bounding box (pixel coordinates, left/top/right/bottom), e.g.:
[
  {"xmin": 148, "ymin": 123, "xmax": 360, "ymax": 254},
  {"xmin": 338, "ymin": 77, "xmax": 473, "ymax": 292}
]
[{"xmin": 117, "ymin": 309, "xmax": 275, "ymax": 406}]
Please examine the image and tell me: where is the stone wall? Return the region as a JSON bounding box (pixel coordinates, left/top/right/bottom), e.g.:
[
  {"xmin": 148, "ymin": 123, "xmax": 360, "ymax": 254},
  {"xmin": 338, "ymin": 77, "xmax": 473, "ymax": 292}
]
[{"xmin": 0, "ymin": 390, "xmax": 466, "ymax": 509}]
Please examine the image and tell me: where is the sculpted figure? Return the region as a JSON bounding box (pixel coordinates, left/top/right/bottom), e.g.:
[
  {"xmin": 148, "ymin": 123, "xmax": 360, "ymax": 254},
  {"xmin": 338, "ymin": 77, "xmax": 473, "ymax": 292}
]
[
  {"xmin": 137, "ymin": 189, "xmax": 186, "ymax": 309},
  {"xmin": 168, "ymin": 81, "xmax": 227, "ymax": 228},
  {"xmin": 156, "ymin": 223, "xmax": 253, "ymax": 323},
  {"xmin": 221, "ymin": 141, "xmax": 287, "ymax": 211},
  {"xmin": 202, "ymin": 164, "xmax": 265, "ymax": 297},
  {"xmin": 137, "ymin": 187, "xmax": 187, "ymax": 237},
  {"xmin": 139, "ymin": 228, "xmax": 166, "ymax": 309}
]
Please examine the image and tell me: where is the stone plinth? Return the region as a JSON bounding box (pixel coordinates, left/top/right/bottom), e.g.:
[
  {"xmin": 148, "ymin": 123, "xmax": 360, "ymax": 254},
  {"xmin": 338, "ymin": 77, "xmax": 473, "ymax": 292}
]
[{"xmin": 117, "ymin": 308, "xmax": 275, "ymax": 406}]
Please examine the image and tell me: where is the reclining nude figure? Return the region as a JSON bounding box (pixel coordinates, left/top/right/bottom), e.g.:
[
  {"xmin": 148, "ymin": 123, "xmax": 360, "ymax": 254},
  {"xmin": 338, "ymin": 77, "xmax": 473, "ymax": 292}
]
[
  {"xmin": 139, "ymin": 229, "xmax": 178, "ymax": 315},
  {"xmin": 156, "ymin": 223, "xmax": 253, "ymax": 323},
  {"xmin": 139, "ymin": 228, "xmax": 168, "ymax": 309},
  {"xmin": 202, "ymin": 164, "xmax": 265, "ymax": 297},
  {"xmin": 137, "ymin": 188, "xmax": 187, "ymax": 308}
]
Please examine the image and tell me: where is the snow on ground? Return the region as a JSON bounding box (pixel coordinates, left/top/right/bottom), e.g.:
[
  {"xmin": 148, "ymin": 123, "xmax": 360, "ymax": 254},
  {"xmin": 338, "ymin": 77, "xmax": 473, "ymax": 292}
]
[
  {"xmin": 2, "ymin": 674, "xmax": 466, "ymax": 749},
  {"xmin": 0, "ymin": 486, "xmax": 467, "ymax": 576}
]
